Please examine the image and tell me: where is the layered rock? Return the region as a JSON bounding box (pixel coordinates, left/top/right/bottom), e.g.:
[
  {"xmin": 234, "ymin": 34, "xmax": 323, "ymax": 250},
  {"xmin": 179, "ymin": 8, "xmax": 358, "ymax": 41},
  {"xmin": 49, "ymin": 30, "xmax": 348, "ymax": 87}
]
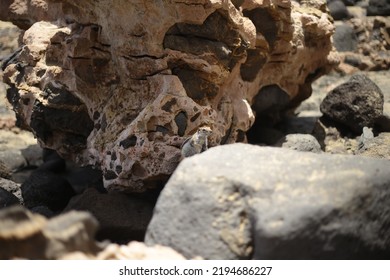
[{"xmin": 1, "ymin": 0, "xmax": 338, "ymax": 191}]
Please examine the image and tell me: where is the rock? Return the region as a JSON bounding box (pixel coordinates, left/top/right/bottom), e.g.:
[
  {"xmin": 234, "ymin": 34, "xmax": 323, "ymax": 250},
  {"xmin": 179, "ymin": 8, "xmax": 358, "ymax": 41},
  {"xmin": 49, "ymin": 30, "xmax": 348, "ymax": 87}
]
[
  {"xmin": 312, "ymin": 117, "xmax": 359, "ymax": 154},
  {"xmin": 20, "ymin": 144, "xmax": 43, "ymax": 167},
  {"xmin": 21, "ymin": 169, "xmax": 75, "ymax": 212},
  {"xmin": 0, "ymin": 205, "xmax": 101, "ymax": 259},
  {"xmin": 64, "ymin": 188, "xmax": 154, "ymax": 243},
  {"xmin": 333, "ymin": 23, "xmax": 358, "ymax": 52},
  {"xmin": 367, "ymin": 0, "xmax": 390, "ymax": 16},
  {"xmin": 0, "ymin": 159, "xmax": 11, "ymax": 179},
  {"xmin": 0, "ymin": 187, "xmax": 20, "ymax": 209},
  {"xmin": 30, "ymin": 205, "xmax": 55, "ymax": 218},
  {"xmin": 0, "ymin": 177, "xmax": 23, "ymax": 204},
  {"xmin": 356, "ymin": 132, "xmax": 390, "ymax": 159},
  {"xmin": 0, "ymin": 20, "xmax": 20, "ymax": 59},
  {"xmin": 358, "ymin": 126, "xmax": 374, "ymax": 149},
  {"xmin": 275, "ymin": 133, "xmax": 322, "ymax": 153},
  {"xmin": 39, "ymin": 148, "xmax": 66, "ymax": 173},
  {"xmin": 64, "ymin": 165, "xmax": 104, "ymax": 194},
  {"xmin": 0, "ymin": 129, "xmax": 38, "ymax": 171},
  {"xmin": 320, "ymin": 74, "xmax": 384, "ymax": 134},
  {"xmin": 1, "ymin": 0, "xmax": 338, "ymax": 191},
  {"xmin": 62, "ymin": 241, "xmax": 186, "ymax": 260},
  {"xmin": 145, "ymin": 143, "xmax": 390, "ymax": 259},
  {"xmin": 327, "ymin": 0, "xmax": 350, "ymax": 20}
]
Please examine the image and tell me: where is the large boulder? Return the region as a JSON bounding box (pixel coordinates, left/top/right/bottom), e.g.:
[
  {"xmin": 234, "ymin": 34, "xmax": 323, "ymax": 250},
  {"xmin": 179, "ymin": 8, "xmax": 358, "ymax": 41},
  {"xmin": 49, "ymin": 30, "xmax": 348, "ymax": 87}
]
[
  {"xmin": 145, "ymin": 143, "xmax": 390, "ymax": 259},
  {"xmin": 1, "ymin": 0, "xmax": 338, "ymax": 191}
]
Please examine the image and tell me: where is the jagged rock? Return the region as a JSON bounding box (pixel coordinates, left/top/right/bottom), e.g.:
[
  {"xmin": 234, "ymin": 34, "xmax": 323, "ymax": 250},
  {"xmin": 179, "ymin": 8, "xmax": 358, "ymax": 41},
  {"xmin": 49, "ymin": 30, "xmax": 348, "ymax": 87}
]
[
  {"xmin": 320, "ymin": 74, "xmax": 384, "ymax": 134},
  {"xmin": 64, "ymin": 188, "xmax": 154, "ymax": 243},
  {"xmin": 145, "ymin": 143, "xmax": 390, "ymax": 259},
  {"xmin": 0, "ymin": 205, "xmax": 101, "ymax": 259},
  {"xmin": 62, "ymin": 241, "xmax": 186, "ymax": 260},
  {"xmin": 21, "ymin": 169, "xmax": 75, "ymax": 212},
  {"xmin": 0, "ymin": 187, "xmax": 20, "ymax": 209},
  {"xmin": 0, "ymin": 177, "xmax": 23, "ymax": 204},
  {"xmin": 275, "ymin": 133, "xmax": 322, "ymax": 153},
  {"xmin": 0, "ymin": 0, "xmax": 338, "ymax": 191}
]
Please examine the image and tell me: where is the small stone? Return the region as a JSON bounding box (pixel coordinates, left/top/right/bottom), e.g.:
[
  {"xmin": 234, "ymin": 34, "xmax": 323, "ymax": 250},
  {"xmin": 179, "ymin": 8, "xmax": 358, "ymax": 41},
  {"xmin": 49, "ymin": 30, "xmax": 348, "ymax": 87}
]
[
  {"xmin": 275, "ymin": 134, "xmax": 322, "ymax": 153},
  {"xmin": 320, "ymin": 74, "xmax": 384, "ymax": 134}
]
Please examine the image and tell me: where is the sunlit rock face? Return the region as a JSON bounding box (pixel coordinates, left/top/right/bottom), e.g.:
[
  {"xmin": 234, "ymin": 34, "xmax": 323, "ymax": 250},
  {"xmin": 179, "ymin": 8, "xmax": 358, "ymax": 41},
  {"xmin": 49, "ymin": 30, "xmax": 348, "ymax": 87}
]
[{"xmin": 1, "ymin": 0, "xmax": 338, "ymax": 191}]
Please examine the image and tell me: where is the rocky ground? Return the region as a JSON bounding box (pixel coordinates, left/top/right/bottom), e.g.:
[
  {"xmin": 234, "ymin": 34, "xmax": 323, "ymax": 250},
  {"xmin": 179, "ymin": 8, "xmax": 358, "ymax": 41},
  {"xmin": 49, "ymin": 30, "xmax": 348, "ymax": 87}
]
[{"xmin": 1, "ymin": 0, "xmax": 390, "ymax": 260}]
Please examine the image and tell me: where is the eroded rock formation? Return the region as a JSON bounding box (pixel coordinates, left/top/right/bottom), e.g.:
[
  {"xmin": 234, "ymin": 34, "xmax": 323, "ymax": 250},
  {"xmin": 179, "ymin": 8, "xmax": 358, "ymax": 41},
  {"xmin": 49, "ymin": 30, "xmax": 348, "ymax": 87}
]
[{"xmin": 1, "ymin": 0, "xmax": 338, "ymax": 191}]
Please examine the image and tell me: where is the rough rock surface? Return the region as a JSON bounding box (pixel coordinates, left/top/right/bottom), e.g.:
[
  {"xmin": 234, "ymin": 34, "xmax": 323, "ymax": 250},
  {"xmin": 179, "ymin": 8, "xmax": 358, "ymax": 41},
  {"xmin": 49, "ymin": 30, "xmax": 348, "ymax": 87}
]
[
  {"xmin": 145, "ymin": 143, "xmax": 390, "ymax": 259},
  {"xmin": 320, "ymin": 74, "xmax": 384, "ymax": 133},
  {"xmin": 0, "ymin": 206, "xmax": 101, "ymax": 259},
  {"xmin": 1, "ymin": 0, "xmax": 338, "ymax": 191}
]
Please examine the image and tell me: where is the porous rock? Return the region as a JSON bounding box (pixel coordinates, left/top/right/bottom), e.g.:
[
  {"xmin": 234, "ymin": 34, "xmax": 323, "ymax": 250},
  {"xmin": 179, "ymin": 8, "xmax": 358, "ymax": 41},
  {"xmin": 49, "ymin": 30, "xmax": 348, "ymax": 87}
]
[
  {"xmin": 0, "ymin": 205, "xmax": 101, "ymax": 259},
  {"xmin": 145, "ymin": 143, "xmax": 390, "ymax": 259},
  {"xmin": 320, "ymin": 74, "xmax": 384, "ymax": 134},
  {"xmin": 1, "ymin": 0, "xmax": 338, "ymax": 191}
]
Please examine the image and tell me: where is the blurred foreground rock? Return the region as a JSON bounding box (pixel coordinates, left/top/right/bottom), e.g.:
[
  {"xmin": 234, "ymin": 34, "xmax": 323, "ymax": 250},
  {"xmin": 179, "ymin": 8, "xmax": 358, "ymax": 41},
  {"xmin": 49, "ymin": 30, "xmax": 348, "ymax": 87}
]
[
  {"xmin": 145, "ymin": 143, "xmax": 390, "ymax": 259},
  {"xmin": 0, "ymin": 206, "xmax": 101, "ymax": 259}
]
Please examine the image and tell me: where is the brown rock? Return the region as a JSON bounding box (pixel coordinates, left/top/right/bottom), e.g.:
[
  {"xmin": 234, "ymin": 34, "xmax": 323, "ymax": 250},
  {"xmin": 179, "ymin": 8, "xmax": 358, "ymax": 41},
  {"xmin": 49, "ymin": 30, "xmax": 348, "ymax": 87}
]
[
  {"xmin": 62, "ymin": 241, "xmax": 186, "ymax": 260},
  {"xmin": 1, "ymin": 0, "xmax": 338, "ymax": 191},
  {"xmin": 0, "ymin": 205, "xmax": 101, "ymax": 259}
]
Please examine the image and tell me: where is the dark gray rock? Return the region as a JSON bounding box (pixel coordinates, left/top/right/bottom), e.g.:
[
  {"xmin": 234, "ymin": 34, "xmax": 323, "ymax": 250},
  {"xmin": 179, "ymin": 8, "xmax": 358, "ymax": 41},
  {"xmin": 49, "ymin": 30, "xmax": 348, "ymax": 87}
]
[
  {"xmin": 39, "ymin": 148, "xmax": 66, "ymax": 173},
  {"xmin": 327, "ymin": 0, "xmax": 350, "ymax": 20},
  {"xmin": 21, "ymin": 170, "xmax": 75, "ymax": 212},
  {"xmin": 367, "ymin": 0, "xmax": 390, "ymax": 16},
  {"xmin": 145, "ymin": 143, "xmax": 390, "ymax": 259},
  {"xmin": 333, "ymin": 24, "xmax": 358, "ymax": 52},
  {"xmin": 0, "ymin": 187, "xmax": 19, "ymax": 209},
  {"xmin": 0, "ymin": 159, "xmax": 11, "ymax": 179},
  {"xmin": 0, "ymin": 205, "xmax": 101, "ymax": 259},
  {"xmin": 320, "ymin": 74, "xmax": 384, "ymax": 134},
  {"xmin": 64, "ymin": 188, "xmax": 154, "ymax": 243},
  {"xmin": 275, "ymin": 134, "xmax": 322, "ymax": 153}
]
